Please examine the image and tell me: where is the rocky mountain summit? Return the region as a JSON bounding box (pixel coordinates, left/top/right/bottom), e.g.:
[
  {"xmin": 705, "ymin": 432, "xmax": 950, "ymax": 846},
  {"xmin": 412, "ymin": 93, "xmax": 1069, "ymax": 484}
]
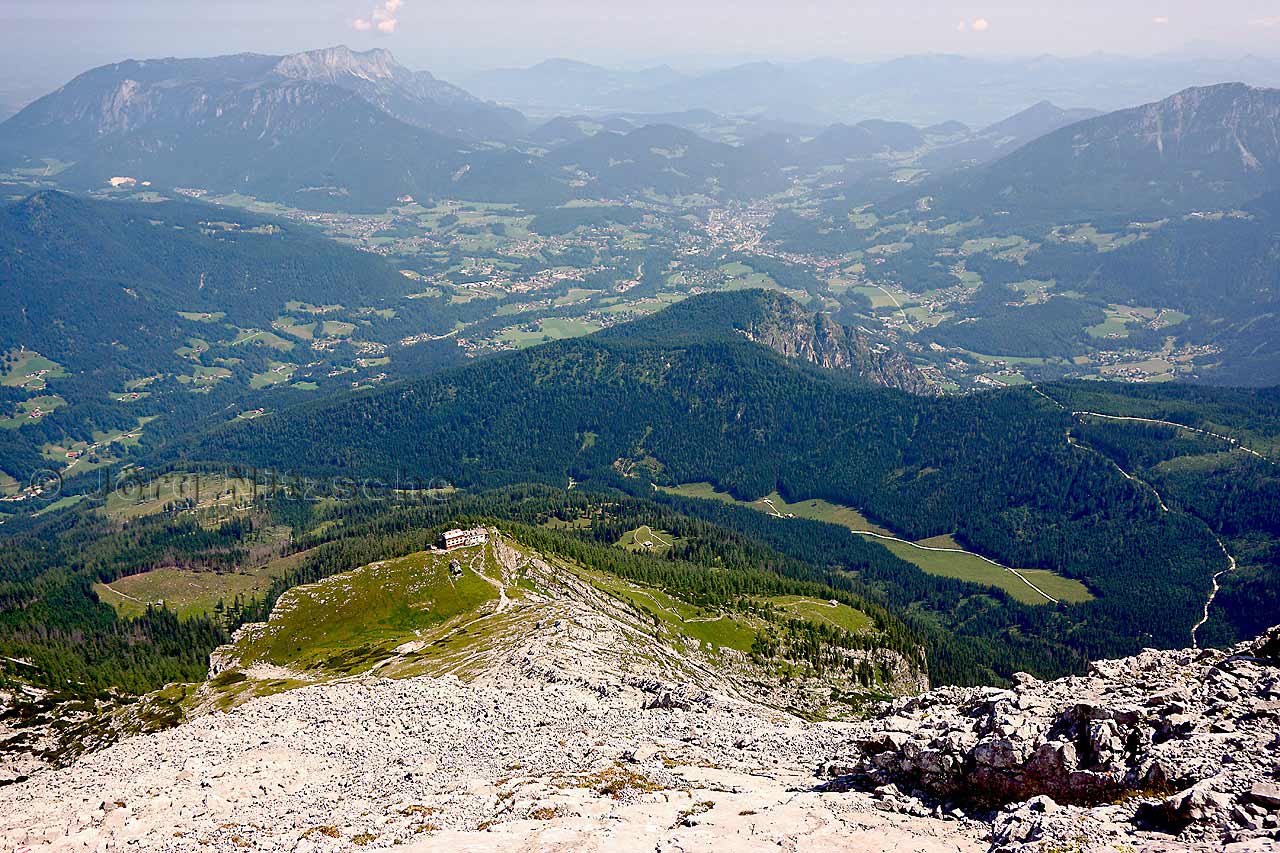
[{"xmin": 1, "ymin": 527, "xmax": 1276, "ymax": 853}]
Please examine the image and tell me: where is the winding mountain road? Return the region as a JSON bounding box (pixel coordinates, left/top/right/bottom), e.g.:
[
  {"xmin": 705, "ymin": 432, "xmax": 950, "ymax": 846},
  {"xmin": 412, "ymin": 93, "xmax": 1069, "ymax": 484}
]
[{"xmin": 1032, "ymin": 386, "xmax": 1247, "ymax": 644}]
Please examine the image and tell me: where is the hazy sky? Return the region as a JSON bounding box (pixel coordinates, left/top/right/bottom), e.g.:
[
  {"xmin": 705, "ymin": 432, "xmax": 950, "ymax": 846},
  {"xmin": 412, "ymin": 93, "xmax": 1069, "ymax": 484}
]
[{"xmin": 3, "ymin": 0, "xmax": 1280, "ymax": 85}]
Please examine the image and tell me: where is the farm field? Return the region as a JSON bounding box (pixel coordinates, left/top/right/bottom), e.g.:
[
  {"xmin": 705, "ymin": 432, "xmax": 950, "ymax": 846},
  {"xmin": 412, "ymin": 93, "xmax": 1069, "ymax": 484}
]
[
  {"xmin": 0, "ymin": 395, "xmax": 65, "ymax": 428},
  {"xmin": 104, "ymin": 471, "xmax": 259, "ymax": 521},
  {"xmin": 497, "ymin": 318, "xmax": 602, "ymax": 348},
  {"xmin": 250, "ymin": 362, "xmax": 297, "ymax": 389},
  {"xmin": 95, "ymin": 564, "xmax": 277, "ymax": 620},
  {"xmin": 0, "ymin": 350, "xmax": 66, "ymax": 390},
  {"xmin": 871, "ymin": 535, "xmax": 1093, "ymax": 606},
  {"xmin": 660, "ymin": 483, "xmax": 1091, "ymax": 605},
  {"xmin": 616, "ymin": 525, "xmax": 679, "ymax": 555},
  {"xmin": 659, "ymin": 483, "xmax": 891, "ymax": 535}
]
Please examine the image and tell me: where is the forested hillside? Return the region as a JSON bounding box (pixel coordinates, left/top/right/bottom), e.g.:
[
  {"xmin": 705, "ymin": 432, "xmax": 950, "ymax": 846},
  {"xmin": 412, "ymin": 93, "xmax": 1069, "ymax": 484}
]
[
  {"xmin": 176, "ymin": 291, "xmax": 1250, "ymax": 673},
  {"xmin": 0, "ymin": 192, "xmax": 417, "ymax": 364},
  {"xmin": 0, "ymin": 190, "xmax": 462, "ymax": 485}
]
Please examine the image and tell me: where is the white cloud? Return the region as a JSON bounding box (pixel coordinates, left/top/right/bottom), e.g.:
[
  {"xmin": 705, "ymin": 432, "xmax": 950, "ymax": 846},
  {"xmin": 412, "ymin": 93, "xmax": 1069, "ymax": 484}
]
[
  {"xmin": 1152, "ymin": 16, "xmax": 1170, "ymax": 25},
  {"xmin": 353, "ymin": 0, "xmax": 403, "ymax": 35},
  {"xmin": 972, "ymin": 18, "xmax": 990, "ymax": 32},
  {"xmin": 1254, "ymin": 16, "xmax": 1280, "ymax": 28},
  {"xmin": 956, "ymin": 20, "xmax": 968, "ymax": 32}
]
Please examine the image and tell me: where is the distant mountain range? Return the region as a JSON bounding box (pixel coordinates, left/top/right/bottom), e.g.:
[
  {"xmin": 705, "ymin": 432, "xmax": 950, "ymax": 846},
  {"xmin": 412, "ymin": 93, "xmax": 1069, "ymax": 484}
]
[
  {"xmin": 931, "ymin": 83, "xmax": 1280, "ymax": 218},
  {"xmin": 0, "ymin": 46, "xmax": 561, "ymax": 211},
  {"xmin": 462, "ymin": 53, "xmax": 1280, "ymax": 126},
  {"xmin": 5, "ymin": 48, "xmax": 1279, "ymax": 219},
  {"xmin": 0, "ymin": 45, "xmax": 1114, "ymax": 210}
]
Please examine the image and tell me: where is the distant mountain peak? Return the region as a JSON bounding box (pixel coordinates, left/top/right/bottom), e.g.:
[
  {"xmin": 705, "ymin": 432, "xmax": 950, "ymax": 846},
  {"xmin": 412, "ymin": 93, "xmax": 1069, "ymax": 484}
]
[{"xmin": 273, "ymin": 45, "xmax": 405, "ymax": 83}]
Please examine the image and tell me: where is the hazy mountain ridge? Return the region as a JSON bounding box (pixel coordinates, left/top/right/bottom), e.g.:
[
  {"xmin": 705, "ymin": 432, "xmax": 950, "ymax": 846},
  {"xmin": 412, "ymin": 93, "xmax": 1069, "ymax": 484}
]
[
  {"xmin": 462, "ymin": 53, "xmax": 1280, "ymax": 127},
  {"xmin": 937, "ymin": 83, "xmax": 1280, "ymax": 218},
  {"xmin": 271, "ymin": 45, "xmax": 527, "ymax": 139},
  {"xmin": 0, "ymin": 46, "xmax": 549, "ymax": 210}
]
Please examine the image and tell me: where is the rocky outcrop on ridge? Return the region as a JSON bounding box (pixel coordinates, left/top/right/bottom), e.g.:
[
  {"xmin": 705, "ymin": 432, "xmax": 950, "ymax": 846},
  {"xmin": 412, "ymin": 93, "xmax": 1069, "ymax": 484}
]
[
  {"xmin": 826, "ymin": 626, "xmax": 1280, "ymax": 851},
  {"xmin": 736, "ymin": 291, "xmax": 937, "ymax": 395}
]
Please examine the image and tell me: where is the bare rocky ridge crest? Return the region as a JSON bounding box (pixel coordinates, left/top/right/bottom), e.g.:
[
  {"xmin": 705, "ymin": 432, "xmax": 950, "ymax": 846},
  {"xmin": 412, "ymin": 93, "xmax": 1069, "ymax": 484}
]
[{"xmin": 0, "ymin": 537, "xmax": 1276, "ymax": 851}]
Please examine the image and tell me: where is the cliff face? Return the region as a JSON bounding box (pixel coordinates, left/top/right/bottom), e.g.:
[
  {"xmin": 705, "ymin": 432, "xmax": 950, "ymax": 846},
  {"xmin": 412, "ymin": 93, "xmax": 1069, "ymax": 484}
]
[{"xmin": 737, "ymin": 293, "xmax": 936, "ymax": 395}]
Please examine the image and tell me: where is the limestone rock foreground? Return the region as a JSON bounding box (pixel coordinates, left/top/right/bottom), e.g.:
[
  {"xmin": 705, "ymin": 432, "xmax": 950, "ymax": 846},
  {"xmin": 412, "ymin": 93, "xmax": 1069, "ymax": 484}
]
[{"xmin": 0, "ymin": 580, "xmax": 1277, "ymax": 852}]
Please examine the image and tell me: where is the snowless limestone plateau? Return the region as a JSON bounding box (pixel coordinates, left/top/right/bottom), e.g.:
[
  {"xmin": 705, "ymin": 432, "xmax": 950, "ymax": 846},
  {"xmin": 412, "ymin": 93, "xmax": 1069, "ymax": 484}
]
[{"xmin": 1, "ymin": 536, "xmax": 1278, "ymax": 852}]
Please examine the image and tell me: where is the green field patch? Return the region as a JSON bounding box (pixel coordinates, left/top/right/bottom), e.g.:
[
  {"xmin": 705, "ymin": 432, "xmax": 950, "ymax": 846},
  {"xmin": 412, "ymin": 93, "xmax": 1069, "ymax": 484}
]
[
  {"xmin": 962, "ymin": 350, "xmax": 1054, "ymax": 366},
  {"xmin": 616, "ymin": 525, "xmax": 680, "ymax": 555},
  {"xmin": 661, "ymin": 483, "xmax": 1090, "ymax": 606},
  {"xmin": 284, "ymin": 301, "xmax": 344, "ymax": 315},
  {"xmin": 321, "ymin": 320, "xmax": 356, "ymax": 338},
  {"xmin": 960, "ymin": 235, "xmax": 1027, "ymax": 255},
  {"xmin": 105, "ymin": 471, "xmax": 259, "ymax": 521},
  {"xmin": 33, "ymin": 494, "xmax": 85, "ymax": 517},
  {"xmin": 1099, "ymin": 358, "xmax": 1175, "ymax": 381},
  {"xmin": 865, "ymin": 241, "xmax": 913, "ymax": 256},
  {"xmin": 174, "ymin": 338, "xmax": 210, "ymax": 360},
  {"xmin": 1052, "ymin": 224, "xmax": 1140, "ymax": 252},
  {"xmin": 0, "ymin": 395, "xmax": 65, "ymax": 429},
  {"xmin": 1009, "ymin": 279, "xmax": 1055, "ymax": 298},
  {"xmin": 447, "ymin": 287, "xmax": 503, "ymax": 304},
  {"xmin": 43, "ymin": 420, "xmax": 150, "ymax": 476},
  {"xmin": 226, "ymin": 548, "xmax": 500, "ymax": 676},
  {"xmin": 176, "ymin": 310, "xmax": 225, "ymax": 323},
  {"xmin": 659, "ymin": 483, "xmax": 893, "ymax": 536},
  {"xmin": 1, "ymin": 350, "xmax": 67, "ymax": 391},
  {"xmin": 95, "ymin": 564, "xmax": 280, "ymax": 620},
  {"xmin": 870, "ymin": 536, "xmax": 1092, "ymax": 605},
  {"xmin": 576, "ymin": 567, "xmax": 759, "ymax": 654},
  {"xmin": 231, "ymin": 328, "xmax": 295, "ymax": 351},
  {"xmin": 179, "ymin": 365, "xmax": 231, "ymax": 387},
  {"xmin": 250, "ymin": 362, "xmax": 297, "ymax": 389},
  {"xmin": 1086, "ymin": 313, "xmax": 1133, "ymax": 339},
  {"xmin": 847, "ymin": 210, "xmax": 879, "ymax": 229},
  {"xmin": 497, "ymin": 318, "xmax": 602, "ymax": 348},
  {"xmin": 764, "ymin": 595, "xmax": 873, "ymax": 634},
  {"xmin": 0, "ymin": 470, "xmax": 18, "ymax": 496},
  {"xmin": 554, "ymin": 288, "xmax": 602, "ymax": 307},
  {"xmin": 851, "ymin": 286, "xmax": 904, "ymax": 310},
  {"xmin": 599, "ymin": 293, "xmax": 685, "ymax": 316},
  {"xmin": 1151, "ymin": 451, "xmax": 1241, "ymax": 476},
  {"xmin": 272, "ymin": 318, "xmax": 316, "ymax": 340}
]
